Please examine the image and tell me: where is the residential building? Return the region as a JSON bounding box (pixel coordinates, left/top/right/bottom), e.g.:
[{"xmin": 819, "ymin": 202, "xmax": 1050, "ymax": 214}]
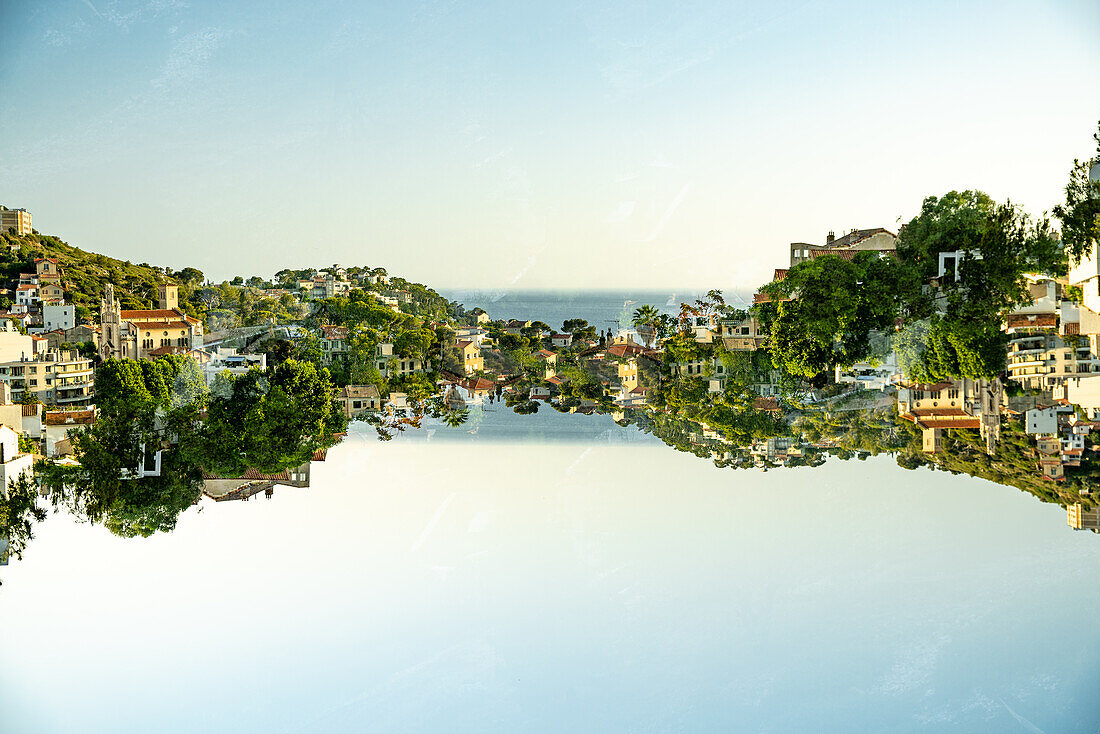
[
  {"xmin": 1024, "ymin": 406, "xmax": 1064, "ymax": 435},
  {"xmin": 456, "ymin": 339, "xmax": 483, "ymax": 374},
  {"xmin": 0, "ymin": 349, "xmax": 95, "ymax": 405},
  {"xmin": 789, "ymin": 228, "xmax": 897, "ymax": 267},
  {"xmin": 34, "ymin": 257, "xmax": 61, "ymax": 281},
  {"xmin": 319, "ymin": 325, "xmax": 349, "ymax": 364},
  {"xmin": 550, "ymin": 333, "xmax": 573, "ymax": 349},
  {"xmin": 0, "ymin": 207, "xmax": 32, "ymax": 236},
  {"xmin": 533, "ymin": 348, "xmax": 556, "ymax": 377},
  {"xmin": 42, "ymin": 408, "xmax": 96, "ymax": 457},
  {"xmin": 202, "ymin": 460, "xmax": 316, "ymax": 502},
  {"xmin": 15, "ymin": 284, "xmax": 37, "ymax": 307},
  {"xmin": 338, "ymin": 385, "xmax": 382, "ymax": 418},
  {"xmin": 375, "ymin": 343, "xmax": 426, "ymax": 377},
  {"xmin": 201, "ymin": 347, "xmax": 266, "ymax": 384},
  {"xmin": 1068, "ymin": 503, "xmax": 1100, "ymax": 532},
  {"xmin": 1064, "ymin": 375, "xmax": 1100, "ymax": 420},
  {"xmin": 0, "ymin": 320, "xmax": 37, "ymax": 362},
  {"xmin": 42, "ymin": 304, "xmax": 75, "ymax": 332},
  {"xmin": 0, "ymin": 425, "xmax": 34, "ymax": 511}
]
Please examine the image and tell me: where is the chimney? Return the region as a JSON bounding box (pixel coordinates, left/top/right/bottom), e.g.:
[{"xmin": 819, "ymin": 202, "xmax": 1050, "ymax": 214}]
[{"xmin": 826, "ymin": 231, "xmax": 835, "ymax": 245}]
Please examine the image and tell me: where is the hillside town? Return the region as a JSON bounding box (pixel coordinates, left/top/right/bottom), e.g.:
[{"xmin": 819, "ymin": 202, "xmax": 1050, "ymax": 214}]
[{"xmin": 2, "ymin": 132, "xmax": 1100, "ymax": 568}]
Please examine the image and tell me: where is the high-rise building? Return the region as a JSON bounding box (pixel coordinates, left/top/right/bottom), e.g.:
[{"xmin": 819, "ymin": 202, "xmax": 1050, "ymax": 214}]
[{"xmin": 0, "ymin": 207, "xmax": 32, "ymax": 236}]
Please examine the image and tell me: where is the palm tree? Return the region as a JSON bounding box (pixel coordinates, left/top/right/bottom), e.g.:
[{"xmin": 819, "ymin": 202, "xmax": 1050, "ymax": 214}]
[
  {"xmin": 632, "ymin": 305, "xmax": 660, "ymax": 347},
  {"xmin": 442, "ymin": 407, "xmax": 470, "ymax": 428}
]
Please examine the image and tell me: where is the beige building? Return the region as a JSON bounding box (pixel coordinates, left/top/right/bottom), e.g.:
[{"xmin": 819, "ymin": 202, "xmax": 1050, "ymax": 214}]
[
  {"xmin": 0, "ymin": 349, "xmax": 94, "ymax": 406},
  {"xmin": 1068, "ymin": 503, "xmax": 1100, "ymax": 532},
  {"xmin": 99, "ymin": 282, "xmax": 203, "ymax": 361},
  {"xmin": 337, "ymin": 384, "xmax": 381, "ymax": 418},
  {"xmin": 789, "ymin": 228, "xmax": 897, "ymax": 267},
  {"xmin": 1005, "ymin": 311, "xmax": 1099, "ymax": 391},
  {"xmin": 0, "ymin": 207, "xmax": 32, "ymax": 236},
  {"xmin": 896, "ymin": 378, "xmax": 1001, "ymax": 454},
  {"xmin": 375, "ymin": 343, "xmax": 426, "ymax": 377}
]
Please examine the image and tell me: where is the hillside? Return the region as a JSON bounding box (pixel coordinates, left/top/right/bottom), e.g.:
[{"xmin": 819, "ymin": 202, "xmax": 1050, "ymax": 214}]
[{"xmin": 0, "ymin": 230, "xmax": 206, "ymax": 323}]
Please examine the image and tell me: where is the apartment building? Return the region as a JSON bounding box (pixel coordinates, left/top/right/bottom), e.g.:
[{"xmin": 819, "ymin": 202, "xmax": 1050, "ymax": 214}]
[
  {"xmin": 0, "ymin": 207, "xmax": 32, "ymax": 236},
  {"xmin": 0, "ymin": 349, "xmax": 94, "ymax": 406}
]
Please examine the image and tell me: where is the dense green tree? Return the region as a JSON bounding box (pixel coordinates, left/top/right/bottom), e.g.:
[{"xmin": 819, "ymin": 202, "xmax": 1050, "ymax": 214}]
[
  {"xmin": 1052, "ymin": 121, "xmax": 1100, "ymax": 266},
  {"xmin": 757, "ymin": 252, "xmax": 902, "ymax": 379}
]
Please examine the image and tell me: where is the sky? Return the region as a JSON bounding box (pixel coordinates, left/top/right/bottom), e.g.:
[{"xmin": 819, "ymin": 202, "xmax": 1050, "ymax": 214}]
[
  {"xmin": 1, "ymin": 0, "xmax": 1099, "ymax": 291},
  {"xmin": 2, "ymin": 430, "xmax": 1099, "ymax": 732}
]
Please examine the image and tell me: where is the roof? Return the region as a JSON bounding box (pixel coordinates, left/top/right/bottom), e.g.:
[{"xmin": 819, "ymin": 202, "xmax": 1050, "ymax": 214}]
[
  {"xmin": 753, "ymin": 292, "xmax": 792, "ymax": 304},
  {"xmin": 455, "ymin": 340, "xmax": 475, "ymax": 350},
  {"xmin": 120, "ymin": 309, "xmax": 184, "ymax": 319},
  {"xmin": 320, "ymin": 325, "xmax": 349, "ymax": 339},
  {"xmin": 773, "ymin": 268, "xmax": 788, "ymax": 281},
  {"xmin": 1006, "ymin": 313, "xmax": 1057, "ymax": 329},
  {"xmin": 1063, "ymin": 322, "xmax": 1081, "ymax": 335},
  {"xmin": 462, "ymin": 377, "xmax": 495, "ymax": 392},
  {"xmin": 340, "ymin": 384, "xmax": 379, "ymax": 399},
  {"xmin": 43, "ymin": 409, "xmax": 96, "ymax": 426},
  {"xmin": 535, "ymin": 349, "xmax": 555, "ymax": 359},
  {"xmin": 606, "ymin": 343, "xmax": 651, "ymax": 358},
  {"xmin": 913, "ymin": 417, "xmax": 981, "ymax": 429},
  {"xmin": 34, "ymin": 257, "xmax": 59, "ymax": 264},
  {"xmin": 136, "ymin": 321, "xmax": 192, "ymax": 331},
  {"xmin": 21, "ymin": 404, "xmax": 38, "ymax": 417},
  {"xmin": 809, "ymin": 248, "xmax": 860, "ymax": 261},
  {"xmin": 752, "ymin": 397, "xmax": 780, "ymax": 412},
  {"xmin": 16, "ymin": 285, "xmax": 36, "ymax": 291},
  {"xmin": 828, "ymin": 227, "xmax": 896, "ymax": 249},
  {"xmin": 909, "ymin": 407, "xmax": 969, "ymax": 417}
]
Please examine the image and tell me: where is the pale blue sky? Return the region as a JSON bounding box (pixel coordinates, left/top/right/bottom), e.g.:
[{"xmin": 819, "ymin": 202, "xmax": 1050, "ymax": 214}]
[{"xmin": 1, "ymin": 0, "xmax": 1098, "ymax": 289}]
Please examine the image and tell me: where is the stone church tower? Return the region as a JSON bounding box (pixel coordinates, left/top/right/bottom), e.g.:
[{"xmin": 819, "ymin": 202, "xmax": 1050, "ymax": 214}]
[
  {"xmin": 158, "ymin": 282, "xmax": 179, "ymax": 311},
  {"xmin": 99, "ymin": 282, "xmax": 124, "ymax": 361}
]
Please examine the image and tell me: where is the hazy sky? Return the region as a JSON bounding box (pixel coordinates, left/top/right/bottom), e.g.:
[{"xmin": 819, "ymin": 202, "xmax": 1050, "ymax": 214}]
[{"xmin": 1, "ymin": 0, "xmax": 1098, "ymax": 290}]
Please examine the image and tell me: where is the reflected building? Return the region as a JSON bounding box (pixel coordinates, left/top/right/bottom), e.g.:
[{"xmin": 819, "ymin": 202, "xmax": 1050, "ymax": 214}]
[{"xmin": 1068, "ymin": 503, "xmax": 1100, "ymax": 532}]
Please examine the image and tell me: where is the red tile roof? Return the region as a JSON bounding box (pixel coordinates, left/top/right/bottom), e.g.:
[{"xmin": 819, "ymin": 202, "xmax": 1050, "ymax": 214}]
[
  {"xmin": 43, "ymin": 409, "xmax": 96, "ymax": 426},
  {"xmin": 320, "ymin": 325, "xmax": 348, "ymax": 340},
  {"xmin": 120, "ymin": 309, "xmax": 184, "ymax": 319},
  {"xmin": 1006, "ymin": 313, "xmax": 1057, "ymax": 329}
]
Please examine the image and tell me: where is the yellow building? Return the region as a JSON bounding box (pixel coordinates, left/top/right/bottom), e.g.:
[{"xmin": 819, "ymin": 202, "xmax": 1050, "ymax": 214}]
[
  {"xmin": 0, "ymin": 349, "xmax": 94, "ymax": 406},
  {"xmin": 99, "ymin": 282, "xmax": 203, "ymax": 361},
  {"xmin": 0, "ymin": 207, "xmax": 32, "ymax": 236},
  {"xmin": 1068, "ymin": 503, "xmax": 1100, "ymax": 532},
  {"xmin": 456, "ymin": 340, "xmax": 483, "ymax": 374}
]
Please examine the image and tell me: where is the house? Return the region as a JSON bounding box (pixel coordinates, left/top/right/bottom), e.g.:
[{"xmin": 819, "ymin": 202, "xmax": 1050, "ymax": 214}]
[
  {"xmin": 338, "ymin": 384, "xmax": 381, "ymax": 418},
  {"xmin": 456, "ymin": 339, "xmax": 483, "ymax": 374},
  {"xmin": 319, "ymin": 325, "xmax": 349, "ymax": 364},
  {"xmin": 529, "ymin": 385, "xmax": 551, "ymax": 400},
  {"xmin": 202, "ymin": 461, "xmax": 314, "ymax": 501},
  {"xmin": 470, "ymin": 308, "xmax": 491, "ymax": 324},
  {"xmin": 460, "ymin": 377, "xmax": 495, "ymax": 401},
  {"xmin": 618, "ymin": 358, "xmax": 638, "ymax": 393},
  {"xmin": 1025, "ymin": 406, "xmax": 1064, "ymax": 435},
  {"xmin": 454, "ymin": 326, "xmax": 489, "ymax": 347},
  {"xmin": 0, "ymin": 349, "xmax": 95, "ymax": 406},
  {"xmin": 15, "ymin": 284, "xmax": 37, "ymax": 307},
  {"xmin": 789, "ymin": 228, "xmax": 897, "ymax": 267},
  {"xmin": 534, "ymin": 349, "xmax": 557, "ymax": 377},
  {"xmin": 1039, "ymin": 455, "xmax": 1065, "ymax": 481},
  {"xmin": 502, "ymin": 319, "xmax": 531, "ymax": 335},
  {"xmin": 201, "ymin": 347, "xmax": 267, "ymax": 384},
  {"xmin": 376, "ymin": 343, "xmax": 427, "ymax": 377},
  {"xmin": 550, "ymin": 333, "xmax": 573, "ymax": 349},
  {"xmin": 42, "ymin": 304, "xmax": 75, "ymax": 332},
  {"xmin": 34, "ymin": 257, "xmax": 62, "ymax": 281},
  {"xmin": 42, "ymin": 408, "xmax": 96, "ymax": 457}
]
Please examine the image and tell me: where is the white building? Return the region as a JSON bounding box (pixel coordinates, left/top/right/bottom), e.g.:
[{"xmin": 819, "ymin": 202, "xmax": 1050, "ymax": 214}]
[
  {"xmin": 1024, "ymin": 406, "xmax": 1061, "ymax": 435},
  {"xmin": 42, "ymin": 304, "xmax": 75, "ymax": 332}
]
